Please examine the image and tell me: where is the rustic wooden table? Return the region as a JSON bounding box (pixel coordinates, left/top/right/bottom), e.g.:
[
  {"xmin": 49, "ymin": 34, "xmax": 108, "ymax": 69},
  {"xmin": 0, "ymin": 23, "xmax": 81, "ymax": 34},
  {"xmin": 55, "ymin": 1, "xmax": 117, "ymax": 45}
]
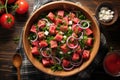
[{"xmin": 0, "ymin": 0, "xmax": 120, "ymax": 80}]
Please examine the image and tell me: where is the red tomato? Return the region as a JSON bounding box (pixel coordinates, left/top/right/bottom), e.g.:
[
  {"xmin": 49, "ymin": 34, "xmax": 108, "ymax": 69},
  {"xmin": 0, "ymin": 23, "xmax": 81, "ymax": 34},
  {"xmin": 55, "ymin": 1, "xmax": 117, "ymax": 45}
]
[
  {"xmin": 0, "ymin": 0, "xmax": 5, "ymax": 15},
  {"xmin": 8, "ymin": 0, "xmax": 16, "ymax": 4},
  {"xmin": 0, "ymin": 13, "xmax": 15, "ymax": 29},
  {"xmin": 15, "ymin": 0, "xmax": 29, "ymax": 14}
]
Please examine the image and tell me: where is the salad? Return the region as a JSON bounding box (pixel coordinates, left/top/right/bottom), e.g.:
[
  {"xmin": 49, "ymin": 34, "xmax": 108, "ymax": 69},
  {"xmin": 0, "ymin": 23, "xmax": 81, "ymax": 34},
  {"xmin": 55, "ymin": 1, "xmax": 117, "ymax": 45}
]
[{"xmin": 28, "ymin": 10, "xmax": 94, "ymax": 71}]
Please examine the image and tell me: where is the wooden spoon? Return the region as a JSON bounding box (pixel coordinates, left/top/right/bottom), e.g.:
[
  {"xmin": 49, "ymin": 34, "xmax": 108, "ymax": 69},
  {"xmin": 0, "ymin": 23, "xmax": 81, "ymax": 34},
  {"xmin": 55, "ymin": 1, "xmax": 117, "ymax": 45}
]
[{"xmin": 13, "ymin": 54, "xmax": 22, "ymax": 80}]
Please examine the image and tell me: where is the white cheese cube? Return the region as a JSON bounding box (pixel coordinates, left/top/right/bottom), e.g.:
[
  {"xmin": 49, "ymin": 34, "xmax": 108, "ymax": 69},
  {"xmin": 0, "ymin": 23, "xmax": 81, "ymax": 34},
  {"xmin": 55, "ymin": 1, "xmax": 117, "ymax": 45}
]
[
  {"xmin": 47, "ymin": 23, "xmax": 51, "ymax": 26},
  {"xmin": 59, "ymin": 31, "xmax": 64, "ymax": 35},
  {"xmin": 110, "ymin": 11, "xmax": 114, "ymax": 15},
  {"xmin": 44, "ymin": 31, "xmax": 49, "ymax": 35},
  {"xmin": 68, "ymin": 52, "xmax": 71, "ymax": 54},
  {"xmin": 68, "ymin": 26, "xmax": 72, "ymax": 30},
  {"xmin": 68, "ymin": 21, "xmax": 73, "ymax": 25},
  {"xmin": 63, "ymin": 35, "xmax": 67, "ymax": 39},
  {"xmin": 110, "ymin": 14, "xmax": 114, "ymax": 18},
  {"xmin": 105, "ymin": 10, "xmax": 110, "ymax": 15},
  {"xmin": 99, "ymin": 13, "xmax": 104, "ymax": 18},
  {"xmin": 99, "ymin": 18, "xmax": 103, "ymax": 20},
  {"xmin": 59, "ymin": 51, "xmax": 63, "ymax": 54},
  {"xmin": 101, "ymin": 9, "xmax": 106, "ymax": 14},
  {"xmin": 61, "ymin": 40, "xmax": 65, "ymax": 43}
]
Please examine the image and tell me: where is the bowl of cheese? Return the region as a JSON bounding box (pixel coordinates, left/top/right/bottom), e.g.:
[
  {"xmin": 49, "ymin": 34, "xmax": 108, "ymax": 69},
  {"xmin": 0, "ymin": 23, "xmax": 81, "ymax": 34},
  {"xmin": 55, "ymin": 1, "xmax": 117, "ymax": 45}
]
[{"xmin": 95, "ymin": 2, "xmax": 118, "ymax": 26}]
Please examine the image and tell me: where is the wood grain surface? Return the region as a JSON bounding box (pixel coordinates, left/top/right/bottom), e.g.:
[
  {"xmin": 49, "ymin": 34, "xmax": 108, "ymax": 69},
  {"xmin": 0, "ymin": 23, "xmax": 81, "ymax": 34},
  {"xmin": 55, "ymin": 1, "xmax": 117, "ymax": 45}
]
[{"xmin": 0, "ymin": 0, "xmax": 120, "ymax": 80}]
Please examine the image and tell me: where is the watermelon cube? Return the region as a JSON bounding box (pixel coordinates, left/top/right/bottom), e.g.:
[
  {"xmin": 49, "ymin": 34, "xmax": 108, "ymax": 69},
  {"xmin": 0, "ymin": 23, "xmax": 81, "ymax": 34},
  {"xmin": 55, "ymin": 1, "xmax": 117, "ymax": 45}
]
[
  {"xmin": 47, "ymin": 12, "xmax": 55, "ymax": 21},
  {"xmin": 57, "ymin": 10, "xmax": 64, "ymax": 17},
  {"xmin": 50, "ymin": 40, "xmax": 58, "ymax": 48},
  {"xmin": 39, "ymin": 40, "xmax": 48, "ymax": 48},
  {"xmin": 85, "ymin": 28, "xmax": 93, "ymax": 36},
  {"xmin": 54, "ymin": 34, "xmax": 63, "ymax": 41},
  {"xmin": 31, "ymin": 46, "xmax": 39, "ymax": 55}
]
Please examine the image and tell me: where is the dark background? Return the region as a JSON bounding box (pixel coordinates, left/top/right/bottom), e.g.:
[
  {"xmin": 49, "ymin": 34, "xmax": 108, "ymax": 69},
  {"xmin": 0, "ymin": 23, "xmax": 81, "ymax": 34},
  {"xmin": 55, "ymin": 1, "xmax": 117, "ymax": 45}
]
[{"xmin": 0, "ymin": 0, "xmax": 120, "ymax": 80}]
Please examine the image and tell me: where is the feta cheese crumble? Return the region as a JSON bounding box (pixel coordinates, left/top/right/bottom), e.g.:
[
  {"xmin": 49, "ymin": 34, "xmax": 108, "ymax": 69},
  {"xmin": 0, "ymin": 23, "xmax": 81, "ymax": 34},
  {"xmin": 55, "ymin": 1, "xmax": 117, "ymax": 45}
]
[
  {"xmin": 44, "ymin": 31, "xmax": 49, "ymax": 36},
  {"xmin": 63, "ymin": 35, "xmax": 67, "ymax": 39},
  {"xmin": 68, "ymin": 21, "xmax": 73, "ymax": 25},
  {"xmin": 98, "ymin": 7, "xmax": 114, "ymax": 22},
  {"xmin": 59, "ymin": 51, "xmax": 63, "ymax": 54},
  {"xmin": 68, "ymin": 26, "xmax": 72, "ymax": 30}
]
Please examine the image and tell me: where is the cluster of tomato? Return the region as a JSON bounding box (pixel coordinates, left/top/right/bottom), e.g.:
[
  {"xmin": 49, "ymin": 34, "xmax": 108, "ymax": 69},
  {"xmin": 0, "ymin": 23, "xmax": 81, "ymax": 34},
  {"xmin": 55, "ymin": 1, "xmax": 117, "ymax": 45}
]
[{"xmin": 0, "ymin": 0, "xmax": 29, "ymax": 29}]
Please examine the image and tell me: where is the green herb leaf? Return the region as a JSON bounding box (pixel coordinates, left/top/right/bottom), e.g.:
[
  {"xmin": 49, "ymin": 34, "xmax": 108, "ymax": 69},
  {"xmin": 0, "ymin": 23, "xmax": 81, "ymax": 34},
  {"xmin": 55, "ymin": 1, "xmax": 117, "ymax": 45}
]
[
  {"xmin": 46, "ymin": 36, "xmax": 54, "ymax": 43},
  {"xmin": 28, "ymin": 32, "xmax": 37, "ymax": 41},
  {"xmin": 51, "ymin": 64, "xmax": 63, "ymax": 71},
  {"xmin": 79, "ymin": 15, "xmax": 86, "ymax": 20},
  {"xmin": 13, "ymin": 36, "xmax": 20, "ymax": 44}
]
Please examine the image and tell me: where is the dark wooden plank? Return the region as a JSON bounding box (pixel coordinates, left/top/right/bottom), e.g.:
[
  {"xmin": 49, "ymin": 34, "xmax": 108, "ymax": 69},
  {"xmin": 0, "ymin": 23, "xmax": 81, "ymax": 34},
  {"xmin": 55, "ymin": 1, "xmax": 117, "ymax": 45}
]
[{"xmin": 0, "ymin": 0, "xmax": 120, "ymax": 80}]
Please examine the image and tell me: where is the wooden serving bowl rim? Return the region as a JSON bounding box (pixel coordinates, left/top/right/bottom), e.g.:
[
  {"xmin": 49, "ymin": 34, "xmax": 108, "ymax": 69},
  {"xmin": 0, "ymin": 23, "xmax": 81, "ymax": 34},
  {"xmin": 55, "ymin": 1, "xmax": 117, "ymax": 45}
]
[{"xmin": 23, "ymin": 1, "xmax": 100, "ymax": 77}]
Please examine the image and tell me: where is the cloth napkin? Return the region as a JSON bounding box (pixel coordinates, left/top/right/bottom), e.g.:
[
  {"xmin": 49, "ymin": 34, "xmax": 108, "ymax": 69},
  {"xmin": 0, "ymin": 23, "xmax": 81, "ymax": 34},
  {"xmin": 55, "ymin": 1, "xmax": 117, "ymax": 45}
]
[{"xmin": 11, "ymin": 0, "xmax": 108, "ymax": 80}]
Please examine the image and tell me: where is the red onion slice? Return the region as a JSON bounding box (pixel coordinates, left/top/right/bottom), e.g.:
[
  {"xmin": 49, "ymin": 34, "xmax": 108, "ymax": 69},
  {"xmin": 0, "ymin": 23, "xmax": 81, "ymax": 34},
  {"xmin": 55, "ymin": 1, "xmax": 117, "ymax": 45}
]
[
  {"xmin": 41, "ymin": 18, "xmax": 49, "ymax": 23},
  {"xmin": 30, "ymin": 32, "xmax": 38, "ymax": 42},
  {"xmin": 66, "ymin": 36, "xmax": 78, "ymax": 49},
  {"xmin": 52, "ymin": 57, "xmax": 61, "ymax": 64},
  {"xmin": 71, "ymin": 55, "xmax": 83, "ymax": 67},
  {"xmin": 41, "ymin": 18, "xmax": 51, "ymax": 26},
  {"xmin": 78, "ymin": 32, "xmax": 83, "ymax": 40},
  {"xmin": 79, "ymin": 20, "xmax": 90, "ymax": 29},
  {"xmin": 40, "ymin": 48, "xmax": 51, "ymax": 58},
  {"xmin": 72, "ymin": 32, "xmax": 83, "ymax": 40},
  {"xmin": 62, "ymin": 63, "xmax": 74, "ymax": 71}
]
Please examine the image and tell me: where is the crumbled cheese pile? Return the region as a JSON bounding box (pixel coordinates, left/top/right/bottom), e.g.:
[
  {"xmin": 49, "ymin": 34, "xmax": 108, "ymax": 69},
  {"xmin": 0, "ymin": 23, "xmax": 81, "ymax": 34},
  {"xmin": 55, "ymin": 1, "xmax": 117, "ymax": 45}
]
[{"xmin": 98, "ymin": 7, "xmax": 114, "ymax": 22}]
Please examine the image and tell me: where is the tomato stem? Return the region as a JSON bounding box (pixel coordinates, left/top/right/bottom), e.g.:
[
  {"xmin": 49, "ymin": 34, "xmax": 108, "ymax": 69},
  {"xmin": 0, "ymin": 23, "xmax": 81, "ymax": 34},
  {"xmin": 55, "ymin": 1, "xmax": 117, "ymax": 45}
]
[{"xmin": 5, "ymin": 0, "xmax": 8, "ymax": 14}]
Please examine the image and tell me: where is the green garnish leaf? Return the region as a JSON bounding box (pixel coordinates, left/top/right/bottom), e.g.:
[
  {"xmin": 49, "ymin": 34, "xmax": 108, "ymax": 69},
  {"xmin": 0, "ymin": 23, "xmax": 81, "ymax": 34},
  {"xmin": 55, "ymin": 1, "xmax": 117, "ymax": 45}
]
[
  {"xmin": 13, "ymin": 36, "xmax": 20, "ymax": 44},
  {"xmin": 28, "ymin": 32, "xmax": 37, "ymax": 41},
  {"xmin": 82, "ymin": 22, "xmax": 88, "ymax": 27},
  {"xmin": 35, "ymin": 55, "xmax": 42, "ymax": 61},
  {"xmin": 46, "ymin": 36, "xmax": 54, "ymax": 43},
  {"xmin": 51, "ymin": 64, "xmax": 63, "ymax": 71},
  {"xmin": 79, "ymin": 15, "xmax": 86, "ymax": 20}
]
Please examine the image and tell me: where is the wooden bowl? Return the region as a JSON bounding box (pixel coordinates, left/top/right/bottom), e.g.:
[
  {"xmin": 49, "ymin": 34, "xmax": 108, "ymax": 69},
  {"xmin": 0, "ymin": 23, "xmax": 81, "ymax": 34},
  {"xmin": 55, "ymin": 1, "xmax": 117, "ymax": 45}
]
[
  {"xmin": 95, "ymin": 2, "xmax": 118, "ymax": 26},
  {"xmin": 23, "ymin": 1, "xmax": 100, "ymax": 77}
]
